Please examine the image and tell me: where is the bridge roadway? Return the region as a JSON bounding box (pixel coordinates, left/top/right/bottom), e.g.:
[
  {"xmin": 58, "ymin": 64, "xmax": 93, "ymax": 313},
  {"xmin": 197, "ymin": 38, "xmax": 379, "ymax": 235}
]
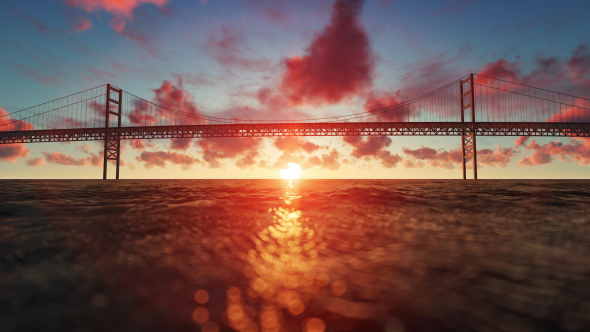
[{"xmin": 1, "ymin": 122, "xmax": 590, "ymax": 144}]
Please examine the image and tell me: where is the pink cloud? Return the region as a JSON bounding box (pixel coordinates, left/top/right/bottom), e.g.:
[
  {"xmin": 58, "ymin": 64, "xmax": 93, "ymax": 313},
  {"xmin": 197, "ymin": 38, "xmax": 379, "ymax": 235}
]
[
  {"xmin": 343, "ymin": 136, "xmax": 402, "ymax": 168},
  {"xmin": 75, "ymin": 143, "xmax": 93, "ymax": 154},
  {"xmin": 152, "ymin": 77, "xmax": 202, "ymax": 118},
  {"xmin": 272, "ymin": 137, "xmax": 326, "ymax": 170},
  {"xmin": 88, "ymin": 154, "xmax": 102, "ymax": 167},
  {"xmin": 128, "ymin": 100, "xmax": 156, "ymax": 126},
  {"xmin": 475, "ymin": 47, "xmax": 590, "ymax": 122},
  {"xmin": 127, "ymin": 139, "xmax": 154, "ymax": 151},
  {"xmin": 109, "ymin": 17, "xmax": 125, "ymax": 33},
  {"xmin": 477, "ymin": 59, "xmax": 520, "ymax": 81},
  {"xmin": 75, "ymin": 17, "xmax": 92, "ymax": 31},
  {"xmin": 0, "ymin": 145, "xmax": 30, "ymax": 163},
  {"xmin": 107, "ymin": 17, "xmax": 148, "ymax": 43},
  {"xmin": 198, "ymin": 137, "xmax": 262, "ymax": 169},
  {"xmin": 568, "ymin": 45, "xmax": 590, "ymax": 84},
  {"xmin": 546, "ymin": 98, "xmax": 590, "ymax": 123},
  {"xmin": 44, "ymin": 152, "xmax": 88, "ymax": 166},
  {"xmin": 377, "ymin": 150, "xmax": 403, "ymax": 168},
  {"xmin": 63, "ymin": 11, "xmax": 93, "ymax": 32},
  {"xmin": 262, "ymin": 0, "xmax": 374, "ymax": 106},
  {"xmin": 130, "ymin": 78, "xmax": 205, "ymax": 154},
  {"xmin": 518, "ymin": 151, "xmax": 552, "ymax": 167},
  {"xmin": 402, "ymin": 144, "xmax": 516, "ymax": 170},
  {"xmin": 402, "ymin": 146, "xmax": 462, "ymax": 170},
  {"xmin": 170, "ymin": 138, "xmax": 192, "ymax": 150},
  {"xmin": 304, "ymin": 149, "xmax": 342, "ymax": 170},
  {"xmin": 1, "ymin": 106, "xmax": 35, "ymax": 131},
  {"xmin": 478, "ymin": 146, "xmax": 517, "ymax": 168},
  {"xmin": 0, "ymin": 107, "xmax": 33, "ymax": 162},
  {"xmin": 65, "ymin": 0, "xmax": 166, "ymax": 39},
  {"xmin": 514, "ymin": 136, "xmax": 530, "ymax": 147},
  {"xmin": 274, "ymin": 137, "xmax": 321, "ymax": 154},
  {"xmin": 319, "ymin": 149, "xmax": 341, "ymax": 170},
  {"xmin": 137, "ymin": 151, "xmax": 199, "ymax": 169},
  {"xmin": 65, "ymin": 0, "xmax": 170, "ymax": 19},
  {"xmin": 364, "ymin": 90, "xmax": 405, "ymax": 121},
  {"xmin": 26, "ymin": 158, "xmax": 45, "ymax": 167},
  {"xmin": 11, "ymin": 64, "xmax": 61, "ymax": 85},
  {"xmin": 205, "ymin": 26, "xmax": 270, "ymax": 72},
  {"xmin": 518, "ymin": 139, "xmax": 590, "ymax": 166},
  {"xmin": 344, "ymin": 136, "xmax": 390, "ymax": 158},
  {"xmin": 476, "ymin": 44, "xmax": 590, "ymax": 94},
  {"xmin": 128, "ymin": 77, "xmax": 203, "ymax": 127},
  {"xmin": 62, "ymin": 118, "xmax": 83, "ymax": 128}
]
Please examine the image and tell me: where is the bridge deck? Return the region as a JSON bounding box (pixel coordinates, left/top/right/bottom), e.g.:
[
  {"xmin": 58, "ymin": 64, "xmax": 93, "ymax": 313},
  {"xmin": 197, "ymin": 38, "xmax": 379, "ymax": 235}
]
[{"xmin": 1, "ymin": 122, "xmax": 589, "ymax": 144}]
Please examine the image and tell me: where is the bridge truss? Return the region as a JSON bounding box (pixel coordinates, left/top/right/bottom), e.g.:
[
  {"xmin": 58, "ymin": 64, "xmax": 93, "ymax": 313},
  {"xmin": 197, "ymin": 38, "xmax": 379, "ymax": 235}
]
[{"xmin": 1, "ymin": 75, "xmax": 589, "ymax": 179}]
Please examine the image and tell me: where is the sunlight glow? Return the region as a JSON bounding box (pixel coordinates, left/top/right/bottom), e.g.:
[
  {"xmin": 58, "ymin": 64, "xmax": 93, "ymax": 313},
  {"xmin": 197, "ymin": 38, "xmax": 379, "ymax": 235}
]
[{"xmin": 280, "ymin": 163, "xmax": 301, "ymax": 179}]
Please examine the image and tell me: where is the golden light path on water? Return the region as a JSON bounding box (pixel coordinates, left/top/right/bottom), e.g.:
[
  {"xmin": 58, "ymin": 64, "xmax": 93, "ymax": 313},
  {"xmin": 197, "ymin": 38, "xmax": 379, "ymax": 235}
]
[
  {"xmin": 237, "ymin": 180, "xmax": 323, "ymax": 332},
  {"xmin": 191, "ymin": 180, "xmax": 357, "ymax": 332}
]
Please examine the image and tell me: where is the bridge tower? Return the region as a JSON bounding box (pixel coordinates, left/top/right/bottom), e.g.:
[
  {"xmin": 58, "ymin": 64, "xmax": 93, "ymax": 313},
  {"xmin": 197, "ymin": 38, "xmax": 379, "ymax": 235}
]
[
  {"xmin": 460, "ymin": 74, "xmax": 477, "ymax": 180},
  {"xmin": 103, "ymin": 84, "xmax": 122, "ymax": 180}
]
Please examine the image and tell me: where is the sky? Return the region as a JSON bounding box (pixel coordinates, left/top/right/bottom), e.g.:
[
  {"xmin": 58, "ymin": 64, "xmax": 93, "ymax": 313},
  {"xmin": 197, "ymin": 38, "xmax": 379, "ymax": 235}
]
[{"xmin": 1, "ymin": 0, "xmax": 590, "ymax": 179}]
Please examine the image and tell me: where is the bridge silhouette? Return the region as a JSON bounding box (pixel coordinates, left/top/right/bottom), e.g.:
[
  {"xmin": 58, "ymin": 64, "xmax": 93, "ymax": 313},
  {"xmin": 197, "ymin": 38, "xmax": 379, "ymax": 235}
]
[{"xmin": 1, "ymin": 74, "xmax": 589, "ymax": 179}]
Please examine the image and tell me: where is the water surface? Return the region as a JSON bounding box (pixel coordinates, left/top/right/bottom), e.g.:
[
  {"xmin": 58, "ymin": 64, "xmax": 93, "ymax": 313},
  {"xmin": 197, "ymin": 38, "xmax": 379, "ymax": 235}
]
[{"xmin": 1, "ymin": 180, "xmax": 590, "ymax": 332}]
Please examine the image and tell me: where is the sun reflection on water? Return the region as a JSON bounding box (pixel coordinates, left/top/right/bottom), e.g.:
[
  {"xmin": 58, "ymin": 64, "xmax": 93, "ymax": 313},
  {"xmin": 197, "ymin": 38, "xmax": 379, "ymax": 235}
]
[
  {"xmin": 280, "ymin": 180, "xmax": 301, "ymax": 205},
  {"xmin": 221, "ymin": 180, "xmax": 327, "ymax": 332}
]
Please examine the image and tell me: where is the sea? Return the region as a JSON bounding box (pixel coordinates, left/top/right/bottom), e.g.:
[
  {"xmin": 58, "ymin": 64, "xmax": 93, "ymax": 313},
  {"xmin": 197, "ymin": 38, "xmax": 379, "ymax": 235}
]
[{"xmin": 1, "ymin": 179, "xmax": 590, "ymax": 332}]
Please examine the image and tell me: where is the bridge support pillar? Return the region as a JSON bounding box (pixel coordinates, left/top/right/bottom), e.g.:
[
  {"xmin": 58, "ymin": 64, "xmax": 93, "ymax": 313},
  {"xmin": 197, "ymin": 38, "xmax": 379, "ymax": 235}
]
[
  {"xmin": 460, "ymin": 74, "xmax": 477, "ymax": 180},
  {"xmin": 103, "ymin": 84, "xmax": 123, "ymax": 180}
]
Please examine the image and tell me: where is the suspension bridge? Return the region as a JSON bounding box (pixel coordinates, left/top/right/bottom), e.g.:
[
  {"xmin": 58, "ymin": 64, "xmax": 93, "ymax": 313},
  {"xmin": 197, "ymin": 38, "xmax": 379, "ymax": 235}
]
[{"xmin": 1, "ymin": 74, "xmax": 589, "ymax": 179}]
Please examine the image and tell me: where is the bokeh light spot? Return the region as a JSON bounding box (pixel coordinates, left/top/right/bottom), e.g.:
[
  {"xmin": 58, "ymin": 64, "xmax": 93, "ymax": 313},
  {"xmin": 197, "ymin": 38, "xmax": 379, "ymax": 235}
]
[
  {"xmin": 192, "ymin": 307, "xmax": 210, "ymax": 324},
  {"xmin": 227, "ymin": 286, "xmax": 241, "ymax": 301},
  {"xmin": 303, "ymin": 318, "xmax": 326, "ymax": 332},
  {"xmin": 194, "ymin": 290, "xmax": 209, "ymax": 304},
  {"xmin": 316, "ymin": 274, "xmax": 330, "ymax": 287},
  {"xmin": 331, "ymin": 280, "xmax": 347, "ymax": 296},
  {"xmin": 201, "ymin": 321, "xmax": 220, "ymax": 332}
]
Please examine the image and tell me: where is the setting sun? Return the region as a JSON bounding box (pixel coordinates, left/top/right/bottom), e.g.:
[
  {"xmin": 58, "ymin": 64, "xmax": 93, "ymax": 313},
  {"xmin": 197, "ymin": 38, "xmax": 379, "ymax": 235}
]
[{"xmin": 280, "ymin": 163, "xmax": 301, "ymax": 179}]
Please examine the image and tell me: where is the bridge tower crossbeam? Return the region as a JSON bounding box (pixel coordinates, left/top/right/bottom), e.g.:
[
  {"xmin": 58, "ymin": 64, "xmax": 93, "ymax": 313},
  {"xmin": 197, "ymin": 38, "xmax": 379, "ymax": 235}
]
[
  {"xmin": 460, "ymin": 74, "xmax": 477, "ymax": 180},
  {"xmin": 103, "ymin": 84, "xmax": 122, "ymax": 180}
]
